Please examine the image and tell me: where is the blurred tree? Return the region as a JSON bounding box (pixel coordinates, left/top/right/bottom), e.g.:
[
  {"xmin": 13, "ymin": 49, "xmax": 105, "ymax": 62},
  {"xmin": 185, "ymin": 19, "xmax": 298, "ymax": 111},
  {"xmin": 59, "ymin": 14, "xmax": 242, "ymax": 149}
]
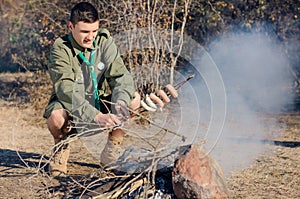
[{"xmin": 0, "ymin": 0, "xmax": 298, "ymax": 83}]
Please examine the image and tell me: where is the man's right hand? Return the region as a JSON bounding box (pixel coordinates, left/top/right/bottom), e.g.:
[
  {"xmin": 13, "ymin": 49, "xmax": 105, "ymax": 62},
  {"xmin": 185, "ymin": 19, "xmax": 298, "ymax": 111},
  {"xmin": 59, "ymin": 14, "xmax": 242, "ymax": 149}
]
[
  {"xmin": 94, "ymin": 112, "xmax": 122, "ymax": 128},
  {"xmin": 140, "ymin": 84, "xmax": 178, "ymax": 112}
]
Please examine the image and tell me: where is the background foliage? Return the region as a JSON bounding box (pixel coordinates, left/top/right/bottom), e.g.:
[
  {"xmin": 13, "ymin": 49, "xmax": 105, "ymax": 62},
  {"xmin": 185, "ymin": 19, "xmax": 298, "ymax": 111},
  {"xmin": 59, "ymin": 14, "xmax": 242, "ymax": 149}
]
[{"xmin": 0, "ymin": 0, "xmax": 299, "ymax": 77}]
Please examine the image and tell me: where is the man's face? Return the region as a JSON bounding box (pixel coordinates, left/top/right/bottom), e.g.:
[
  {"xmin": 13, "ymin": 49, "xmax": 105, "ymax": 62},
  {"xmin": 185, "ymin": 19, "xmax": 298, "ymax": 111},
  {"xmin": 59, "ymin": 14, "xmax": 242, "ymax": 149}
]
[{"xmin": 69, "ymin": 21, "xmax": 99, "ymax": 49}]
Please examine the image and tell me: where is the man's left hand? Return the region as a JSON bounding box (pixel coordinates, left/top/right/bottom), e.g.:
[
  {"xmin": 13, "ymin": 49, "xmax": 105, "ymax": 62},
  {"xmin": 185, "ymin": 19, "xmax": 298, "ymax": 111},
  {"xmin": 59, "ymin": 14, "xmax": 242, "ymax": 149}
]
[{"xmin": 114, "ymin": 100, "xmax": 130, "ymax": 120}]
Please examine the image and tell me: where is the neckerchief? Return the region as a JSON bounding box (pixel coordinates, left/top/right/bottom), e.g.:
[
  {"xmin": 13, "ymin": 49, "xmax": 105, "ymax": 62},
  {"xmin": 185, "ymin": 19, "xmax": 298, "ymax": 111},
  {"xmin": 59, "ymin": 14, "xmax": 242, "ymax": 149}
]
[{"xmin": 78, "ymin": 49, "xmax": 101, "ymax": 110}]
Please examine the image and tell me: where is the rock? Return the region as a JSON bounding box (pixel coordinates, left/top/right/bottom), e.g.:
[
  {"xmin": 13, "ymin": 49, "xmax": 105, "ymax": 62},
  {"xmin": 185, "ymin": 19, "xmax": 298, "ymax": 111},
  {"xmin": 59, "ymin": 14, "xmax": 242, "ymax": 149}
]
[{"xmin": 172, "ymin": 144, "xmax": 229, "ymax": 199}]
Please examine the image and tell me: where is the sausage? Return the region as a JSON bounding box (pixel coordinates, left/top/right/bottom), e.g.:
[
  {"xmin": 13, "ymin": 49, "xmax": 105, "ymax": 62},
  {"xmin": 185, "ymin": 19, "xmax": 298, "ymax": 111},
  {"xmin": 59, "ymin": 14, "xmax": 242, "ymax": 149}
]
[
  {"xmin": 145, "ymin": 94, "xmax": 157, "ymax": 109},
  {"xmin": 165, "ymin": 84, "xmax": 178, "ymax": 98},
  {"xmin": 141, "ymin": 100, "xmax": 156, "ymax": 112},
  {"xmin": 157, "ymin": 89, "xmax": 170, "ymax": 103},
  {"xmin": 149, "ymin": 93, "xmax": 165, "ymax": 107}
]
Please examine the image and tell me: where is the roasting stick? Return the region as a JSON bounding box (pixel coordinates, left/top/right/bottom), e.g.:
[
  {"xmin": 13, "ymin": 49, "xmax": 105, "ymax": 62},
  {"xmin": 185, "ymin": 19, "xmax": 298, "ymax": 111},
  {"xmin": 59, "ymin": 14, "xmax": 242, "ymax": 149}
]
[{"xmin": 173, "ymin": 74, "xmax": 195, "ymax": 90}]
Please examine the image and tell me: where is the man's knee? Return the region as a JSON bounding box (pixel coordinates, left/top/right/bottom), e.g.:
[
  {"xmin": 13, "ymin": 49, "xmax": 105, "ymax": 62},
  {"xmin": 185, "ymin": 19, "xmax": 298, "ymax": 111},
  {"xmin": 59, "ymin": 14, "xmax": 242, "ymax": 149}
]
[{"xmin": 47, "ymin": 109, "xmax": 68, "ymax": 131}]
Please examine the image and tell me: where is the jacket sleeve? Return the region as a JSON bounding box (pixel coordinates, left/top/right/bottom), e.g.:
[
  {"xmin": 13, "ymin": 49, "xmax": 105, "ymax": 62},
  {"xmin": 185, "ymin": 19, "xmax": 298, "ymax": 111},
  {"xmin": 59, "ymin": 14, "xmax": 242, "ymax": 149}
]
[
  {"xmin": 48, "ymin": 41, "xmax": 100, "ymax": 122},
  {"xmin": 100, "ymin": 32, "xmax": 135, "ymax": 106}
]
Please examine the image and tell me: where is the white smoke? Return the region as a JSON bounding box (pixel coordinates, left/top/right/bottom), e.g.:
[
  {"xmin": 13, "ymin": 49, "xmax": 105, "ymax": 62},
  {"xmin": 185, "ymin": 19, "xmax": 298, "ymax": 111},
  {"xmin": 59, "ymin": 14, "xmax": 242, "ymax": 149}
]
[{"xmin": 189, "ymin": 31, "xmax": 294, "ymax": 175}]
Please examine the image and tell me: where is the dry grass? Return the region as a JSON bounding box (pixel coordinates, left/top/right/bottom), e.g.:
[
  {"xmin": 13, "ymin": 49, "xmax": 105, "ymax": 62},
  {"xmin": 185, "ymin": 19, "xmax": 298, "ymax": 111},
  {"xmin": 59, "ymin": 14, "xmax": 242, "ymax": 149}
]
[
  {"xmin": 1, "ymin": 72, "xmax": 300, "ymax": 198},
  {"xmin": 227, "ymin": 114, "xmax": 300, "ymax": 199}
]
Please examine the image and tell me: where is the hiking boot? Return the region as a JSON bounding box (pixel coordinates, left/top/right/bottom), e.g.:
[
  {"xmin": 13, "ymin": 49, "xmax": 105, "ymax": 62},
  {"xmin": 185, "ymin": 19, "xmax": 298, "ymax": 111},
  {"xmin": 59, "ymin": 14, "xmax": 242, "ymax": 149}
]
[
  {"xmin": 49, "ymin": 143, "xmax": 70, "ymax": 177},
  {"xmin": 100, "ymin": 129, "xmax": 125, "ymax": 166}
]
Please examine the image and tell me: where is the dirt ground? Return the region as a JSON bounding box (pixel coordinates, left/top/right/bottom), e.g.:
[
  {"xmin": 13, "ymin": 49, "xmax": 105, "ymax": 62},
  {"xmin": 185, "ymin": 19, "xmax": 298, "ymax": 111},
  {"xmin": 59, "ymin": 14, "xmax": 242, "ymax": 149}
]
[{"xmin": 0, "ymin": 72, "xmax": 299, "ymax": 198}]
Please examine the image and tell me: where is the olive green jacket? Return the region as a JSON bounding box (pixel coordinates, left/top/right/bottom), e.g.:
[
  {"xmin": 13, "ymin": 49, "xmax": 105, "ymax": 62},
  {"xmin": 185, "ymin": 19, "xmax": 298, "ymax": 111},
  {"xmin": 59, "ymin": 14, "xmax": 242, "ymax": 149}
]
[{"xmin": 46, "ymin": 29, "xmax": 134, "ymax": 122}]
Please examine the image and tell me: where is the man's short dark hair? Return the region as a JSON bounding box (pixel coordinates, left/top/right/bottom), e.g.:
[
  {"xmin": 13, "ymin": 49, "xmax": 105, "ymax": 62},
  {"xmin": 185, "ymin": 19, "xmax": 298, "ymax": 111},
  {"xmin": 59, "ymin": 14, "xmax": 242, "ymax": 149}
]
[{"xmin": 70, "ymin": 2, "xmax": 99, "ymax": 24}]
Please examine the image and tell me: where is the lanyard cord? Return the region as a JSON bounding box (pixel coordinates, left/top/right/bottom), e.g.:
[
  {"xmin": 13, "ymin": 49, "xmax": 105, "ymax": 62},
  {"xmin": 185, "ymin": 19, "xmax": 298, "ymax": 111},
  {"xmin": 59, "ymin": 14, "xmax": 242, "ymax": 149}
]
[{"xmin": 78, "ymin": 50, "xmax": 101, "ymax": 110}]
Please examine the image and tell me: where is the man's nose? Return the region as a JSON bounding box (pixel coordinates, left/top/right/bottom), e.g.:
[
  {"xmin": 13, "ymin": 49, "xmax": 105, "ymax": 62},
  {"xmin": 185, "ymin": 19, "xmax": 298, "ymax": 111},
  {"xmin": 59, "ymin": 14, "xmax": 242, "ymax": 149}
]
[{"xmin": 87, "ymin": 32, "xmax": 94, "ymax": 40}]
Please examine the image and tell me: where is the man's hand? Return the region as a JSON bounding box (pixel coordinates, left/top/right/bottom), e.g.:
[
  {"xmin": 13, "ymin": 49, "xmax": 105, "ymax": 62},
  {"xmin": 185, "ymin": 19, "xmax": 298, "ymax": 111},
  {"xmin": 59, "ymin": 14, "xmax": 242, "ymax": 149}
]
[
  {"xmin": 94, "ymin": 112, "xmax": 121, "ymax": 128},
  {"xmin": 114, "ymin": 100, "xmax": 130, "ymax": 120},
  {"xmin": 140, "ymin": 84, "xmax": 178, "ymax": 112},
  {"xmin": 128, "ymin": 92, "xmax": 141, "ymax": 110}
]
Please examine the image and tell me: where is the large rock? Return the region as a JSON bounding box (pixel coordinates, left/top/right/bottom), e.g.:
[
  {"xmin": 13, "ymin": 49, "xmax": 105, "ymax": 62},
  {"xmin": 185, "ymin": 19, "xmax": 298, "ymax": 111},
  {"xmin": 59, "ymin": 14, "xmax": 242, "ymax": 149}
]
[{"xmin": 172, "ymin": 144, "xmax": 229, "ymax": 199}]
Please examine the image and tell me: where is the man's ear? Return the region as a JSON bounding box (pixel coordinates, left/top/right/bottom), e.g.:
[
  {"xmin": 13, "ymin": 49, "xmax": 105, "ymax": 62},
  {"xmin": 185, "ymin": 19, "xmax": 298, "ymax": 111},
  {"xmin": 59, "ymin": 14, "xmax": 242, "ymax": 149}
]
[{"xmin": 68, "ymin": 21, "xmax": 74, "ymax": 30}]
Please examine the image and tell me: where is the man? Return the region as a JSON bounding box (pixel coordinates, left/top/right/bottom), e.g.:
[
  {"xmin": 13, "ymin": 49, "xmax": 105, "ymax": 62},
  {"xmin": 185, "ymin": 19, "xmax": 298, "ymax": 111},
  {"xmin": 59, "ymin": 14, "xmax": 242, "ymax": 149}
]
[{"xmin": 43, "ymin": 2, "xmax": 139, "ymax": 176}]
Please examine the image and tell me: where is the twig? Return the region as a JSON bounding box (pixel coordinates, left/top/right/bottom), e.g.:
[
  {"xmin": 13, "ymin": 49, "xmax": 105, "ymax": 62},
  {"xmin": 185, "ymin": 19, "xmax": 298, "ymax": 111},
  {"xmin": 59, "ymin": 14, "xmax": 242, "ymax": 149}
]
[
  {"xmin": 78, "ymin": 174, "xmax": 131, "ymax": 198},
  {"xmin": 120, "ymin": 126, "xmax": 157, "ymax": 149},
  {"xmin": 68, "ymin": 176, "xmax": 102, "ymax": 197},
  {"xmin": 174, "ymin": 74, "xmax": 195, "ymax": 90},
  {"xmin": 101, "ymin": 99, "xmax": 186, "ymax": 140},
  {"xmin": 130, "ymin": 110, "xmax": 186, "ymax": 141},
  {"xmin": 207, "ymin": 1, "xmax": 225, "ymax": 25},
  {"xmin": 16, "ymin": 150, "xmax": 31, "ymax": 169},
  {"xmin": 92, "ymin": 173, "xmax": 145, "ymax": 199}
]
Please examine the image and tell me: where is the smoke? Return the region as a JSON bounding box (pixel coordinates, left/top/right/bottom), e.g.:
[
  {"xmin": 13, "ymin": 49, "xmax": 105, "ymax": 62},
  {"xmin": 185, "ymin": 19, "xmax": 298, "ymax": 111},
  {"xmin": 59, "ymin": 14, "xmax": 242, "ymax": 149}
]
[{"xmin": 187, "ymin": 31, "xmax": 294, "ymax": 176}]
